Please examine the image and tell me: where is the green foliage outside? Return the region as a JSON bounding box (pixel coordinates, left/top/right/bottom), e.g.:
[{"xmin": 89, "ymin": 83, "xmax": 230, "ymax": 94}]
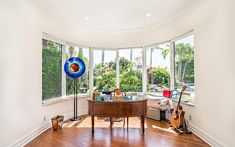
[
  {"xmin": 161, "ymin": 42, "xmax": 195, "ymax": 100},
  {"xmin": 94, "ymin": 57, "xmax": 142, "ymax": 92},
  {"xmin": 149, "ymin": 67, "xmax": 170, "ymax": 87},
  {"xmin": 120, "ymin": 70, "xmax": 142, "ymax": 92},
  {"xmin": 147, "ymin": 42, "xmax": 194, "ymax": 100},
  {"xmin": 93, "ymin": 57, "xmax": 116, "ymax": 91},
  {"xmin": 42, "ymin": 40, "xmax": 194, "ymax": 99},
  {"xmin": 93, "ymin": 55, "xmax": 172, "ymax": 92},
  {"xmin": 42, "ymin": 39, "xmax": 62, "ymax": 100},
  {"xmin": 94, "ymin": 70, "xmax": 116, "ymax": 91},
  {"xmin": 174, "ymin": 43, "xmax": 194, "ymax": 87},
  {"xmin": 160, "ymin": 43, "xmax": 194, "ymax": 88}
]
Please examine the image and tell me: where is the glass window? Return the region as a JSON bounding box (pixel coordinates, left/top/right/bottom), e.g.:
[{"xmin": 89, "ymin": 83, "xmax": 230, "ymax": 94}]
[
  {"xmin": 41, "ymin": 33, "xmax": 195, "ymax": 102},
  {"xmin": 65, "ymin": 47, "xmax": 89, "ymax": 95},
  {"xmin": 119, "ymin": 48, "xmax": 142, "ymax": 92},
  {"xmin": 174, "ymin": 35, "xmax": 195, "ymax": 101},
  {"xmin": 42, "ymin": 39, "xmax": 62, "ymax": 100},
  {"xmin": 146, "ymin": 43, "xmax": 171, "ymax": 96},
  {"xmin": 93, "ymin": 50, "xmax": 116, "ymax": 91}
]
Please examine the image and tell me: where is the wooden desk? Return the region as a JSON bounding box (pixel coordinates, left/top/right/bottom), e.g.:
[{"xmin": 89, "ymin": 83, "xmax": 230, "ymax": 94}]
[{"xmin": 88, "ymin": 97, "xmax": 147, "ymax": 134}]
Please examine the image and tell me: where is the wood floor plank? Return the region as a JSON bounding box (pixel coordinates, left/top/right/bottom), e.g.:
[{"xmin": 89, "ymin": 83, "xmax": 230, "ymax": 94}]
[{"xmin": 26, "ymin": 116, "xmax": 210, "ymax": 147}]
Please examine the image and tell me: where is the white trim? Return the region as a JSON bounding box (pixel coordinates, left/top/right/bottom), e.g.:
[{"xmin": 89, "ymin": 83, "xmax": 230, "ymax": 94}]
[
  {"xmin": 116, "ymin": 50, "xmax": 120, "ymax": 88},
  {"xmin": 142, "ymin": 47, "xmax": 147, "ymax": 94},
  {"xmin": 170, "ymin": 29, "xmax": 194, "ymax": 42},
  {"xmin": 42, "ymin": 95, "xmax": 89, "ymax": 106},
  {"xmin": 170, "ymin": 41, "xmax": 175, "ymax": 89},
  {"xmin": 89, "ymin": 47, "xmax": 94, "ymax": 95},
  {"xmin": 42, "ymin": 32, "xmax": 90, "ymax": 48},
  {"xmin": 188, "ymin": 123, "xmax": 226, "ymax": 147},
  {"xmin": 171, "ymin": 98, "xmax": 195, "ymax": 107},
  {"xmin": 61, "ymin": 45, "xmax": 66, "ymax": 96},
  {"xmin": 42, "ymin": 32, "xmax": 67, "ymax": 46},
  {"xmin": 144, "ymin": 40, "xmax": 170, "ymax": 49},
  {"xmin": 43, "ymin": 30, "xmax": 193, "ymax": 51},
  {"xmin": 8, "ymin": 109, "xmax": 88, "ymax": 147}
]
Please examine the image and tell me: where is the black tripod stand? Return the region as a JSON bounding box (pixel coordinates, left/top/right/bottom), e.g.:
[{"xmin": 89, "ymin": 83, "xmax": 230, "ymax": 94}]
[
  {"xmin": 70, "ymin": 78, "xmax": 81, "ymax": 121},
  {"xmin": 172, "ymin": 118, "xmax": 192, "ymax": 134}
]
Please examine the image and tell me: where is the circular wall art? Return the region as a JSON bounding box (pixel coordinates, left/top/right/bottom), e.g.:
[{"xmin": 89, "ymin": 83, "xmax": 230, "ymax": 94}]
[{"xmin": 64, "ymin": 57, "xmax": 86, "ymax": 79}]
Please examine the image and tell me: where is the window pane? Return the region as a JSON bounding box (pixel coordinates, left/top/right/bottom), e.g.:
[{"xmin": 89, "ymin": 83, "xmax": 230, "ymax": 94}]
[
  {"xmin": 66, "ymin": 47, "xmax": 89, "ymax": 95},
  {"xmin": 93, "ymin": 50, "xmax": 116, "ymax": 91},
  {"xmin": 119, "ymin": 48, "xmax": 142, "ymax": 92},
  {"xmin": 174, "ymin": 35, "xmax": 195, "ymax": 101},
  {"xmin": 42, "ymin": 39, "xmax": 62, "ymax": 100},
  {"xmin": 146, "ymin": 43, "xmax": 170, "ymax": 96}
]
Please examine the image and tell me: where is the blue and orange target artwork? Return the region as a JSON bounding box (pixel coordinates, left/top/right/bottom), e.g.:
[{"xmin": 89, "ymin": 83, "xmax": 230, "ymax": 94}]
[{"xmin": 64, "ymin": 57, "xmax": 86, "ymax": 79}]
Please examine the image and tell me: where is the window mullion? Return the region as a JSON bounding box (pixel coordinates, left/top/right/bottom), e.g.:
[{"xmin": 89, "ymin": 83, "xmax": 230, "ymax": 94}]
[
  {"xmin": 116, "ymin": 50, "xmax": 120, "ymax": 88},
  {"xmin": 170, "ymin": 41, "xmax": 175, "ymax": 89},
  {"xmin": 89, "ymin": 47, "xmax": 94, "ymax": 95},
  {"xmin": 142, "ymin": 47, "xmax": 147, "ymax": 94},
  {"xmin": 61, "ymin": 45, "xmax": 66, "ymax": 96}
]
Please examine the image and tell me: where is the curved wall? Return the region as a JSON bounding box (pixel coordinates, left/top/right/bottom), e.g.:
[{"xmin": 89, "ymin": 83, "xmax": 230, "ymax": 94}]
[
  {"xmin": 0, "ymin": 0, "xmax": 234, "ymax": 146},
  {"xmin": 40, "ymin": 0, "xmax": 235, "ymax": 146},
  {"xmin": 39, "ymin": 1, "xmax": 202, "ymax": 48},
  {"xmin": 0, "ymin": 1, "xmax": 88, "ymax": 146}
]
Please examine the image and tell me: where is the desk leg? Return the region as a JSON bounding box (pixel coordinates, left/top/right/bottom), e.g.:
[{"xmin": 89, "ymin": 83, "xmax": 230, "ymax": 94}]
[
  {"xmin": 127, "ymin": 117, "xmax": 129, "ymax": 129},
  {"xmin": 141, "ymin": 115, "xmax": 145, "ymax": 134},
  {"xmin": 110, "ymin": 117, "xmax": 113, "ymax": 130},
  {"xmin": 91, "ymin": 115, "xmax": 94, "ymax": 134}
]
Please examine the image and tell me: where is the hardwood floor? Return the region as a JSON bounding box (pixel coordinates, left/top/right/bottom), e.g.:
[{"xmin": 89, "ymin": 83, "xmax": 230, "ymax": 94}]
[{"xmin": 26, "ymin": 116, "xmax": 210, "ymax": 147}]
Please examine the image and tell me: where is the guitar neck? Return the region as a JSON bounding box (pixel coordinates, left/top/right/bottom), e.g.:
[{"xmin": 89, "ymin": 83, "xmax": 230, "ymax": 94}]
[{"xmin": 176, "ymin": 88, "xmax": 185, "ymax": 110}]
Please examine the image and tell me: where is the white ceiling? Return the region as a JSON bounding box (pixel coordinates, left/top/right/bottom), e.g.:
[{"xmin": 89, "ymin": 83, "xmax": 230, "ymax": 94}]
[{"xmin": 35, "ymin": 0, "xmax": 194, "ymax": 31}]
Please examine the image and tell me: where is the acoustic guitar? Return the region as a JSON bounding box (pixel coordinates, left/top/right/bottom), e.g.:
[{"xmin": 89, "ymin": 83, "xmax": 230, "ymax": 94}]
[{"xmin": 170, "ymin": 85, "xmax": 187, "ymax": 129}]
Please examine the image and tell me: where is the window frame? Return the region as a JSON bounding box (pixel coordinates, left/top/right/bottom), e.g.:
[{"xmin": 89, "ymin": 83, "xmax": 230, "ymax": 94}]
[
  {"xmin": 118, "ymin": 48, "xmax": 144, "ymax": 93},
  {"xmin": 92, "ymin": 49, "xmax": 117, "ymax": 91},
  {"xmin": 42, "ymin": 30, "xmax": 195, "ymax": 105},
  {"xmin": 42, "ymin": 34, "xmax": 91, "ymax": 105},
  {"xmin": 65, "ymin": 46, "xmax": 90, "ymax": 96},
  {"xmin": 42, "ymin": 38, "xmax": 63, "ymax": 101},
  {"xmin": 172, "ymin": 33, "xmax": 195, "ymax": 103}
]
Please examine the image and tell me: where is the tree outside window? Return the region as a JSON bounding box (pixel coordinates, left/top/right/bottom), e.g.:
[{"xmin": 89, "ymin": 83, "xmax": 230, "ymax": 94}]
[
  {"xmin": 93, "ymin": 50, "xmax": 116, "ymax": 91},
  {"xmin": 146, "ymin": 43, "xmax": 170, "ymax": 96},
  {"xmin": 42, "ymin": 39, "xmax": 62, "ymax": 100},
  {"xmin": 174, "ymin": 35, "xmax": 195, "ymax": 101},
  {"xmin": 119, "ymin": 49, "xmax": 142, "ymax": 92}
]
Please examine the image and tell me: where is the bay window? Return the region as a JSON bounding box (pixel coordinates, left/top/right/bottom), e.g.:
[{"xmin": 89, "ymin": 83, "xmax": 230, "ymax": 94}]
[{"xmin": 42, "ymin": 32, "xmax": 195, "ymax": 103}]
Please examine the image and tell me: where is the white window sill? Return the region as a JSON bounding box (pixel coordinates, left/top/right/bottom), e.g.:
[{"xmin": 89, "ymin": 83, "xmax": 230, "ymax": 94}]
[
  {"xmin": 145, "ymin": 94, "xmax": 195, "ymax": 107},
  {"xmin": 42, "ymin": 94, "xmax": 90, "ymax": 106},
  {"xmin": 171, "ymin": 99, "xmax": 195, "ymax": 107}
]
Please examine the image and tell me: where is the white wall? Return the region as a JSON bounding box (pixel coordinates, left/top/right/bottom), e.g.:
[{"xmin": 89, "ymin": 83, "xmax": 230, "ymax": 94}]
[
  {"xmin": 40, "ymin": 0, "xmax": 235, "ymax": 146},
  {"xmin": 42, "ymin": 1, "xmax": 235, "ymax": 145},
  {"xmin": 0, "ymin": 0, "xmax": 235, "ymax": 146},
  {"xmin": 166, "ymin": 0, "xmax": 235, "ymax": 146},
  {"xmin": 0, "ymin": 1, "xmax": 87, "ymax": 146},
  {"xmin": 156, "ymin": 0, "xmax": 235, "ymax": 146}
]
